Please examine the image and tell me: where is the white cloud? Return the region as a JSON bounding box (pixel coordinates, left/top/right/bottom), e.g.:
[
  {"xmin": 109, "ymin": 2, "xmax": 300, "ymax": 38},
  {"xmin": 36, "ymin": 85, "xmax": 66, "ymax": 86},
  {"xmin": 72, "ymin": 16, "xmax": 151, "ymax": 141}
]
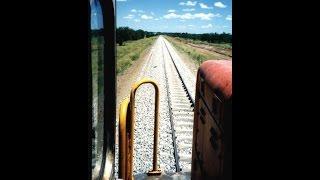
[
  {"xmin": 186, "ymin": 1, "xmax": 197, "ymax": 6},
  {"xmin": 151, "ymin": 12, "xmax": 155, "ymax": 15},
  {"xmin": 188, "ymin": 24, "xmax": 194, "ymax": 27},
  {"xmin": 131, "ymin": 9, "xmax": 144, "ymax": 13},
  {"xmin": 154, "ymin": 18, "xmax": 159, "ymax": 20},
  {"xmin": 168, "ymin": 9, "xmax": 176, "ymax": 13},
  {"xmin": 117, "ymin": 0, "xmax": 127, "ymax": 2},
  {"xmin": 215, "ymin": 13, "xmax": 222, "ymax": 17},
  {"xmin": 180, "ymin": 13, "xmax": 194, "ymax": 19},
  {"xmin": 163, "ymin": 12, "xmax": 220, "ymax": 20},
  {"xmin": 141, "ymin": 14, "xmax": 153, "ymax": 19},
  {"xmin": 123, "ymin": 14, "xmax": 134, "ymax": 19},
  {"xmin": 194, "ymin": 13, "xmax": 221, "ymax": 20},
  {"xmin": 163, "ymin": 13, "xmax": 180, "ymax": 19},
  {"xmin": 182, "ymin": 8, "xmax": 195, "ymax": 12},
  {"xmin": 226, "ymin": 15, "xmax": 232, "ymax": 21},
  {"xmin": 134, "ymin": 19, "xmax": 140, "ymax": 22},
  {"xmin": 214, "ymin": 2, "xmax": 227, "ymax": 8},
  {"xmin": 194, "ymin": 13, "xmax": 212, "ymax": 20},
  {"xmin": 199, "ymin": 3, "xmax": 213, "ymax": 9},
  {"xmin": 201, "ymin": 24, "xmax": 213, "ymax": 28},
  {"xmin": 179, "ymin": 1, "xmax": 197, "ymax": 6}
]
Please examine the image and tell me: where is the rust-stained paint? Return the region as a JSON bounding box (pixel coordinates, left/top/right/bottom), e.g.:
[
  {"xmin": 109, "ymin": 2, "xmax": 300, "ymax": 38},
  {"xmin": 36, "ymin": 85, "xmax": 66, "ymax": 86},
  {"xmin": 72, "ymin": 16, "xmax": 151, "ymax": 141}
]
[
  {"xmin": 192, "ymin": 60, "xmax": 232, "ymax": 180},
  {"xmin": 199, "ymin": 60, "xmax": 232, "ymax": 99}
]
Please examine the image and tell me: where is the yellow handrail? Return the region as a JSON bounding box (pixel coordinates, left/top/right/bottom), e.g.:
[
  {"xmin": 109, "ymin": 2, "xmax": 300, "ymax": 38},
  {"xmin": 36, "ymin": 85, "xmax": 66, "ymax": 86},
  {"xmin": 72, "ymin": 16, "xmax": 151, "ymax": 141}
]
[
  {"xmin": 118, "ymin": 78, "xmax": 162, "ymax": 180},
  {"xmin": 118, "ymin": 97, "xmax": 130, "ymax": 179}
]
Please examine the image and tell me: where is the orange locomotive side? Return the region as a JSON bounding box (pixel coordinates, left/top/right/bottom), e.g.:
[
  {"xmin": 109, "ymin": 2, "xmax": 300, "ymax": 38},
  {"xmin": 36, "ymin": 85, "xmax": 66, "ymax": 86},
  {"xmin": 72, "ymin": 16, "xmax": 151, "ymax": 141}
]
[{"xmin": 192, "ymin": 60, "xmax": 232, "ymax": 180}]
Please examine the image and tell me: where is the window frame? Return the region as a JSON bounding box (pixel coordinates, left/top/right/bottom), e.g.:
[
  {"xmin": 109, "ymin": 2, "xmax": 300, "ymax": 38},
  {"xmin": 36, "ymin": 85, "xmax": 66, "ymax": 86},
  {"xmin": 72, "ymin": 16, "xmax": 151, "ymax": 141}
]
[{"xmin": 89, "ymin": 0, "xmax": 116, "ymax": 179}]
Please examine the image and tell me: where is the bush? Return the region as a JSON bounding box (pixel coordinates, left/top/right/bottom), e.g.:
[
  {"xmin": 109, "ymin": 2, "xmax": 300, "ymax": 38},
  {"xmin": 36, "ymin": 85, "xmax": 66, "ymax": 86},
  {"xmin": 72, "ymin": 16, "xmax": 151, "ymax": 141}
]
[
  {"xmin": 130, "ymin": 53, "xmax": 139, "ymax": 61},
  {"xmin": 117, "ymin": 58, "xmax": 132, "ymax": 74}
]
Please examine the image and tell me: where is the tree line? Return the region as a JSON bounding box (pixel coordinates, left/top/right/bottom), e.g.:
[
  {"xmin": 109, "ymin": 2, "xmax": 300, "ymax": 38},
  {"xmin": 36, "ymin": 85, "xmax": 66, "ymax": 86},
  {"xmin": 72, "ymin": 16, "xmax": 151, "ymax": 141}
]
[
  {"xmin": 92, "ymin": 27, "xmax": 232, "ymax": 45},
  {"xmin": 116, "ymin": 27, "xmax": 156, "ymax": 45},
  {"xmin": 161, "ymin": 32, "xmax": 232, "ymax": 44}
]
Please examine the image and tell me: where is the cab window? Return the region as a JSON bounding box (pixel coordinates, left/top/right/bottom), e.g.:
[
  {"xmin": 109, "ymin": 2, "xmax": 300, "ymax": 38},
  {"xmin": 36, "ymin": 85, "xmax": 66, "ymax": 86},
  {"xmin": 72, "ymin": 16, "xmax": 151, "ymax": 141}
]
[{"xmin": 91, "ymin": 0, "xmax": 104, "ymax": 177}]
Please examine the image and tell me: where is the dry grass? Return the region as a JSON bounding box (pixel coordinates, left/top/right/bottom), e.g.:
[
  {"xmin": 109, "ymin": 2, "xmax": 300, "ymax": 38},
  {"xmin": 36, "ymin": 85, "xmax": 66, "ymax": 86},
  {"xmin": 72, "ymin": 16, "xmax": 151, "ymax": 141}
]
[
  {"xmin": 165, "ymin": 36, "xmax": 220, "ymax": 66},
  {"xmin": 116, "ymin": 36, "xmax": 157, "ymax": 74}
]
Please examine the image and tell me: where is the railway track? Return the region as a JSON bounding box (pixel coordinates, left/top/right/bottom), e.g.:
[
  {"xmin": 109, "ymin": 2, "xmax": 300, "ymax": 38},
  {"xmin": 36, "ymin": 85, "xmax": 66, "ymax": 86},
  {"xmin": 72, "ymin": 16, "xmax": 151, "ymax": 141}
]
[
  {"xmin": 161, "ymin": 37, "xmax": 195, "ymax": 172},
  {"xmin": 115, "ymin": 36, "xmax": 196, "ymax": 177}
]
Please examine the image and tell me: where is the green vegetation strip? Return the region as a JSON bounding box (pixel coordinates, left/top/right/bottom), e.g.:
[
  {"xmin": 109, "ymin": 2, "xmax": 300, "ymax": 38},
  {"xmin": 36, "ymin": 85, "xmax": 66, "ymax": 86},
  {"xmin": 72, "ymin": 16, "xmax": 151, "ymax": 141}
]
[
  {"xmin": 117, "ymin": 36, "xmax": 157, "ymax": 74},
  {"xmin": 165, "ymin": 36, "xmax": 216, "ymax": 67},
  {"xmin": 173, "ymin": 37, "xmax": 232, "ymax": 50}
]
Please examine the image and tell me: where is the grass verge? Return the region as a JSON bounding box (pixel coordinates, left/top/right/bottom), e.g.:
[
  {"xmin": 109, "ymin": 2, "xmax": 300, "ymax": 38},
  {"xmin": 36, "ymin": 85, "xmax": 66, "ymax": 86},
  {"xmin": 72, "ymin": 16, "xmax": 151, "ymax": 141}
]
[
  {"xmin": 172, "ymin": 37, "xmax": 232, "ymax": 50},
  {"xmin": 117, "ymin": 36, "xmax": 157, "ymax": 74},
  {"xmin": 165, "ymin": 36, "xmax": 217, "ymax": 67}
]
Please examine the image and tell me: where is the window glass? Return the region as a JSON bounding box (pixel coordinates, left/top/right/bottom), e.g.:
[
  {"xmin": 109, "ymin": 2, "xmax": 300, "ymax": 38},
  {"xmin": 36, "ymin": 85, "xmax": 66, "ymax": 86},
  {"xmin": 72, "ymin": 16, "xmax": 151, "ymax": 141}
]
[{"xmin": 91, "ymin": 0, "xmax": 104, "ymax": 177}]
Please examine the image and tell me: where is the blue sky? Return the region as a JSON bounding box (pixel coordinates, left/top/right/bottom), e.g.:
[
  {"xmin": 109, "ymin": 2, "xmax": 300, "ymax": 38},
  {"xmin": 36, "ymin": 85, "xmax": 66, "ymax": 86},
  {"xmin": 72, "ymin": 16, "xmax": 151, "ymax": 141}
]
[
  {"xmin": 116, "ymin": 0, "xmax": 232, "ymax": 34},
  {"xmin": 91, "ymin": 0, "xmax": 104, "ymax": 29}
]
